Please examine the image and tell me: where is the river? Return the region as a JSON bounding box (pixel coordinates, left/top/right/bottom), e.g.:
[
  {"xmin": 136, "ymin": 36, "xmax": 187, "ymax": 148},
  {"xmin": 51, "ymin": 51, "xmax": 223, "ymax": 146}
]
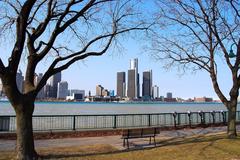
[{"xmin": 0, "ymin": 101, "xmax": 237, "ymax": 115}]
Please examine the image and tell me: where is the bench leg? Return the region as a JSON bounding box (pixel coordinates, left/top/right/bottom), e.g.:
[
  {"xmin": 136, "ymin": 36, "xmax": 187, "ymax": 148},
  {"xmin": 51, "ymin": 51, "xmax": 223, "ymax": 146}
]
[
  {"xmin": 127, "ymin": 139, "xmax": 129, "ymax": 149},
  {"xmin": 123, "ymin": 139, "xmax": 125, "ymax": 147},
  {"xmin": 149, "ymin": 137, "xmax": 152, "ymax": 144}
]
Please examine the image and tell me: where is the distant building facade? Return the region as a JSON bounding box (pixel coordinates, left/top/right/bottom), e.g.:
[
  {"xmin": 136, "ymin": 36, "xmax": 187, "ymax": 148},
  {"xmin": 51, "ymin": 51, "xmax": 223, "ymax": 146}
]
[
  {"xmin": 96, "ymin": 85, "xmax": 104, "ymax": 97},
  {"xmin": 166, "ymin": 92, "xmax": 173, "ymax": 99},
  {"xmin": 16, "ymin": 70, "xmax": 24, "ymax": 93},
  {"xmin": 116, "ymin": 72, "xmax": 126, "ymax": 98},
  {"xmin": 44, "ymin": 84, "xmax": 51, "ymax": 98},
  {"xmin": 49, "ymin": 72, "xmax": 61, "ymax": 98},
  {"xmin": 152, "ymin": 85, "xmax": 159, "ymax": 99},
  {"xmin": 102, "ymin": 89, "xmax": 109, "ymax": 97},
  {"xmin": 109, "ymin": 90, "xmax": 115, "ymax": 97},
  {"xmin": 57, "ymin": 81, "xmax": 68, "ymax": 99},
  {"xmin": 127, "ymin": 58, "xmax": 139, "ymax": 99},
  {"xmin": 69, "ymin": 89, "xmax": 85, "ymax": 97},
  {"xmin": 0, "ymin": 80, "xmax": 3, "ymax": 96},
  {"xmin": 67, "ymin": 89, "xmax": 85, "ymax": 101},
  {"xmin": 34, "ymin": 73, "xmax": 45, "ymax": 99},
  {"xmin": 194, "ymin": 97, "xmax": 213, "ymax": 102},
  {"xmin": 142, "ymin": 70, "xmax": 152, "ymax": 99}
]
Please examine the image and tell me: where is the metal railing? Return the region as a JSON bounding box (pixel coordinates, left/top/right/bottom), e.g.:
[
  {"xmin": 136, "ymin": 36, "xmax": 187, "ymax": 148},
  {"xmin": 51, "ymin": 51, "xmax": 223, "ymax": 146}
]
[{"xmin": 0, "ymin": 111, "xmax": 239, "ymax": 132}]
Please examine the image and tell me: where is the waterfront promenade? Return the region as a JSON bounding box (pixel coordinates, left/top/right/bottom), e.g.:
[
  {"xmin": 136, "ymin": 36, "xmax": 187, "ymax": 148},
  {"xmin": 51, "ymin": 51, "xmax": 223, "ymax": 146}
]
[{"xmin": 1, "ymin": 125, "xmax": 238, "ymax": 151}]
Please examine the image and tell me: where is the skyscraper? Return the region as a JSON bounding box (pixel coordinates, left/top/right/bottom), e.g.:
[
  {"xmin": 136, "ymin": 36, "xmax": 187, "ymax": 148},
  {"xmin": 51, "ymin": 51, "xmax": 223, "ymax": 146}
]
[
  {"xmin": 49, "ymin": 72, "xmax": 61, "ymax": 98},
  {"xmin": 34, "ymin": 73, "xmax": 45, "ymax": 99},
  {"xmin": 142, "ymin": 70, "xmax": 152, "ymax": 99},
  {"xmin": 16, "ymin": 70, "xmax": 24, "ymax": 93},
  {"xmin": 167, "ymin": 92, "xmax": 173, "ymax": 99},
  {"xmin": 0, "ymin": 80, "xmax": 3, "ymax": 96},
  {"xmin": 96, "ymin": 85, "xmax": 104, "ymax": 97},
  {"xmin": 152, "ymin": 85, "xmax": 159, "ymax": 99},
  {"xmin": 117, "ymin": 72, "xmax": 126, "ymax": 98},
  {"xmin": 127, "ymin": 58, "xmax": 139, "ymax": 99},
  {"xmin": 57, "ymin": 81, "xmax": 68, "ymax": 99}
]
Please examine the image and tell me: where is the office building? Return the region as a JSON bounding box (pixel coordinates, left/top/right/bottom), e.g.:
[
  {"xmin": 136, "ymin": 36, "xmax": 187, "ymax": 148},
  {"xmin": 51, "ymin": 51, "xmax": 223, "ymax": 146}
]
[
  {"xmin": 67, "ymin": 89, "xmax": 85, "ymax": 101},
  {"xmin": 34, "ymin": 73, "xmax": 45, "ymax": 99},
  {"xmin": 96, "ymin": 85, "xmax": 104, "ymax": 96},
  {"xmin": 127, "ymin": 58, "xmax": 139, "ymax": 99},
  {"xmin": 152, "ymin": 85, "xmax": 159, "ymax": 99},
  {"xmin": 49, "ymin": 72, "xmax": 61, "ymax": 98},
  {"xmin": 142, "ymin": 70, "xmax": 152, "ymax": 99},
  {"xmin": 44, "ymin": 84, "xmax": 51, "ymax": 98},
  {"xmin": 194, "ymin": 97, "xmax": 213, "ymax": 102},
  {"xmin": 117, "ymin": 72, "xmax": 126, "ymax": 98},
  {"xmin": 0, "ymin": 80, "xmax": 3, "ymax": 96},
  {"xmin": 109, "ymin": 90, "xmax": 115, "ymax": 97},
  {"xmin": 102, "ymin": 89, "xmax": 109, "ymax": 97},
  {"xmin": 69, "ymin": 89, "xmax": 85, "ymax": 97},
  {"xmin": 57, "ymin": 81, "xmax": 68, "ymax": 99},
  {"xmin": 167, "ymin": 92, "xmax": 173, "ymax": 99},
  {"xmin": 16, "ymin": 70, "xmax": 24, "ymax": 93}
]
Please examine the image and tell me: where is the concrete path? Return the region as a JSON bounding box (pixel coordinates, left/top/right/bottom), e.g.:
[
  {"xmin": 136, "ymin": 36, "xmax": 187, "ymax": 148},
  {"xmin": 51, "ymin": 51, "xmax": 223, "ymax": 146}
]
[{"xmin": 0, "ymin": 126, "xmax": 239, "ymax": 151}]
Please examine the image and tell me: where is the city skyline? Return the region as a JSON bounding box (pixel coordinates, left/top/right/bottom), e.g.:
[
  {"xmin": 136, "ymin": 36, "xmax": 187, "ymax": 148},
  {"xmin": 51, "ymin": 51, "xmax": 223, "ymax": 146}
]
[{"xmin": 0, "ymin": 55, "xmax": 222, "ymax": 100}]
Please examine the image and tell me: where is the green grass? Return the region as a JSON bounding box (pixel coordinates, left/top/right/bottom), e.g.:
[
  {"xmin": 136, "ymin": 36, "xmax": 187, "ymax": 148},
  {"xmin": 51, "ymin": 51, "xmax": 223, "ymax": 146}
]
[{"xmin": 2, "ymin": 134, "xmax": 240, "ymax": 160}]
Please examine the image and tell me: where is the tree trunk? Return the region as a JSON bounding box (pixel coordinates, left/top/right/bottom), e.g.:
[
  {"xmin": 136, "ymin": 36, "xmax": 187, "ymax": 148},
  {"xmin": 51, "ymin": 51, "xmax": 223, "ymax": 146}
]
[
  {"xmin": 227, "ymin": 105, "xmax": 237, "ymax": 139},
  {"xmin": 15, "ymin": 102, "xmax": 38, "ymax": 160}
]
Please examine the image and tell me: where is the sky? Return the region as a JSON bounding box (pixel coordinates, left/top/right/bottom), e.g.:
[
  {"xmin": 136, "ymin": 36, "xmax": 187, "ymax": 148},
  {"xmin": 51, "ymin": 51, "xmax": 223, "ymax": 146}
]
[
  {"xmin": 60, "ymin": 38, "xmax": 226, "ymax": 100},
  {"xmin": 0, "ymin": 0, "xmax": 236, "ymax": 100}
]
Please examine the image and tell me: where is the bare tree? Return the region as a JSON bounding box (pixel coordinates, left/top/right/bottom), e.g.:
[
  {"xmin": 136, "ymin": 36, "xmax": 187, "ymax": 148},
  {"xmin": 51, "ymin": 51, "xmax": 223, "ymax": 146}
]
[
  {"xmin": 149, "ymin": 0, "xmax": 240, "ymax": 138},
  {"xmin": 0, "ymin": 0, "xmax": 149, "ymax": 159}
]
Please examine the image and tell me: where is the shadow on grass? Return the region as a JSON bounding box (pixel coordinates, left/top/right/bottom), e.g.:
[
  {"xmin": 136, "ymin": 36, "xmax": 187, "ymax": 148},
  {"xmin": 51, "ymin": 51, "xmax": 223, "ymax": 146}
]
[{"xmin": 40, "ymin": 134, "xmax": 233, "ymax": 159}]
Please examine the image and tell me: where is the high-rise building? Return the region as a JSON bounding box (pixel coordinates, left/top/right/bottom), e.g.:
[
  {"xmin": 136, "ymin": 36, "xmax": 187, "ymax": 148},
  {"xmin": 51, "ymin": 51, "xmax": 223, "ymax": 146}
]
[
  {"xmin": 96, "ymin": 85, "xmax": 104, "ymax": 97},
  {"xmin": 57, "ymin": 81, "xmax": 68, "ymax": 99},
  {"xmin": 0, "ymin": 80, "xmax": 3, "ymax": 96},
  {"xmin": 152, "ymin": 85, "xmax": 159, "ymax": 99},
  {"xmin": 142, "ymin": 70, "xmax": 152, "ymax": 99},
  {"xmin": 127, "ymin": 58, "xmax": 139, "ymax": 99},
  {"xmin": 102, "ymin": 89, "xmax": 109, "ymax": 97},
  {"xmin": 167, "ymin": 92, "xmax": 173, "ymax": 99},
  {"xmin": 109, "ymin": 90, "xmax": 115, "ymax": 97},
  {"xmin": 44, "ymin": 84, "xmax": 51, "ymax": 98},
  {"xmin": 16, "ymin": 70, "xmax": 24, "ymax": 93},
  {"xmin": 69, "ymin": 89, "xmax": 85, "ymax": 97},
  {"xmin": 49, "ymin": 72, "xmax": 61, "ymax": 98},
  {"xmin": 116, "ymin": 72, "xmax": 126, "ymax": 98},
  {"xmin": 34, "ymin": 73, "xmax": 45, "ymax": 99}
]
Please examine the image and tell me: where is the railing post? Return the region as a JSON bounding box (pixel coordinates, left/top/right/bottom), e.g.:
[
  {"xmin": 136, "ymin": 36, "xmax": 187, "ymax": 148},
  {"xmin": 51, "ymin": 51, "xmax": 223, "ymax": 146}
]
[
  {"xmin": 172, "ymin": 112, "xmax": 177, "ymax": 129},
  {"xmin": 187, "ymin": 111, "xmax": 191, "ymax": 128},
  {"xmin": 148, "ymin": 114, "xmax": 151, "ymax": 127},
  {"xmin": 221, "ymin": 111, "xmax": 226, "ymax": 125},
  {"xmin": 73, "ymin": 115, "xmax": 76, "ymax": 131},
  {"xmin": 177, "ymin": 113, "xmax": 181, "ymax": 126},
  {"xmin": 211, "ymin": 111, "xmax": 215, "ymax": 125},
  {"xmin": 199, "ymin": 111, "xmax": 205, "ymax": 126},
  {"xmin": 113, "ymin": 115, "xmax": 117, "ymax": 129}
]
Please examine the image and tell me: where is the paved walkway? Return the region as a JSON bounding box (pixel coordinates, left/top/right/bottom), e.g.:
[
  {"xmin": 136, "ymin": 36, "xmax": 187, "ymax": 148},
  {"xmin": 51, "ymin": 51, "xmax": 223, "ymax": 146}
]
[{"xmin": 0, "ymin": 126, "xmax": 239, "ymax": 151}]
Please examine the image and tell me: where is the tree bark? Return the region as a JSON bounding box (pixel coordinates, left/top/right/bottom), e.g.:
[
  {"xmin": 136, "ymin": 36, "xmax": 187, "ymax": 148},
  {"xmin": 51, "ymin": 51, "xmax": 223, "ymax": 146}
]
[
  {"xmin": 15, "ymin": 101, "xmax": 38, "ymax": 160},
  {"xmin": 227, "ymin": 104, "xmax": 237, "ymax": 139}
]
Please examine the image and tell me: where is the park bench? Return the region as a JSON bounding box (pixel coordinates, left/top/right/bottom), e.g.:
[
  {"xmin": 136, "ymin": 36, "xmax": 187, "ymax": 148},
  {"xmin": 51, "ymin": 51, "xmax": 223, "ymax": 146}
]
[{"xmin": 121, "ymin": 127, "xmax": 160, "ymax": 148}]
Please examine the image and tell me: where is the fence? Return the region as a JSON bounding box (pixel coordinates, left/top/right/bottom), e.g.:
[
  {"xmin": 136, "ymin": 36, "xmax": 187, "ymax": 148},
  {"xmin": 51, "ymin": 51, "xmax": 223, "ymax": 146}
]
[{"xmin": 1, "ymin": 111, "xmax": 240, "ymax": 132}]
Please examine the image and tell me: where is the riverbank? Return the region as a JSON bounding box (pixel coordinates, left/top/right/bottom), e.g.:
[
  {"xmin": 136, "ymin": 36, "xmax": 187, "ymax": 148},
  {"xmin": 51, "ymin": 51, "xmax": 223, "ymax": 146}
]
[
  {"xmin": 1, "ymin": 125, "xmax": 240, "ymax": 160},
  {"xmin": 0, "ymin": 123, "xmax": 226, "ymax": 140}
]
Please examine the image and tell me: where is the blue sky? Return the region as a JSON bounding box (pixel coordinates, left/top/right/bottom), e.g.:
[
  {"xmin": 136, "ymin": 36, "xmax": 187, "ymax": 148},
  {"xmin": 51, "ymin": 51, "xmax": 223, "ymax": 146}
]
[
  {"xmin": 60, "ymin": 38, "xmax": 225, "ymax": 100},
  {"xmin": 0, "ymin": 23, "xmax": 232, "ymax": 100},
  {"xmin": 0, "ymin": 1, "xmax": 235, "ymax": 100}
]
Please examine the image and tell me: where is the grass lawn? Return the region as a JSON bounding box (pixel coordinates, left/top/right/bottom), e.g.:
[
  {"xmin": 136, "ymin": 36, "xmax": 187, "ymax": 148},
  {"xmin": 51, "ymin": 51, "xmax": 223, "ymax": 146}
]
[{"xmin": 1, "ymin": 134, "xmax": 240, "ymax": 160}]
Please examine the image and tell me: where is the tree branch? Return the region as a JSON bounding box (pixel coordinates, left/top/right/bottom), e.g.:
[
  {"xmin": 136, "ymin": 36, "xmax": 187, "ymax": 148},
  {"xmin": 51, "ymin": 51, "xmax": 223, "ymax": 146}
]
[{"xmin": 8, "ymin": 0, "xmax": 36, "ymax": 73}]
